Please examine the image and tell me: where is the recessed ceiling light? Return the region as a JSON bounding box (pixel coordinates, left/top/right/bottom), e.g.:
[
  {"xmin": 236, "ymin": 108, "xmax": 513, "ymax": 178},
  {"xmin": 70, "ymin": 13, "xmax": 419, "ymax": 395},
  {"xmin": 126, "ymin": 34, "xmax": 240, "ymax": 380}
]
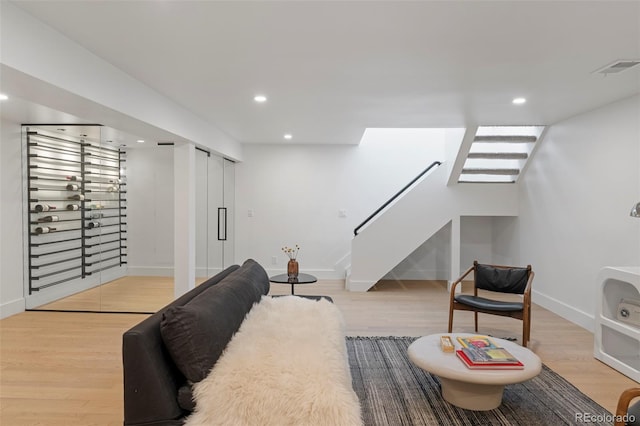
[
  {"xmin": 0, "ymin": 94, "xmax": 8, "ymax": 101},
  {"xmin": 254, "ymin": 95, "xmax": 267, "ymax": 103},
  {"xmin": 137, "ymin": 139, "xmax": 145, "ymax": 143},
  {"xmin": 284, "ymin": 134, "xmax": 292, "ymax": 140},
  {"xmin": 512, "ymin": 97, "xmax": 526, "ymax": 105}
]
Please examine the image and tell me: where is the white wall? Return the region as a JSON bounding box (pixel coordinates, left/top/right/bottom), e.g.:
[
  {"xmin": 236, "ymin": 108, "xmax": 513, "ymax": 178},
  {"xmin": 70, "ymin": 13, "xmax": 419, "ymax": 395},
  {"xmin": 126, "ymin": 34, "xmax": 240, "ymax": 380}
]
[
  {"xmin": 0, "ymin": 118, "xmax": 25, "ymax": 318},
  {"xmin": 235, "ymin": 129, "xmax": 448, "ymax": 278},
  {"xmin": 461, "ymin": 216, "xmax": 495, "ymax": 268},
  {"xmin": 499, "ymin": 95, "xmax": 640, "ymax": 331},
  {"xmin": 492, "ymin": 216, "xmax": 518, "ymax": 267},
  {"xmin": 126, "ymin": 146, "xmax": 175, "ymax": 275}
]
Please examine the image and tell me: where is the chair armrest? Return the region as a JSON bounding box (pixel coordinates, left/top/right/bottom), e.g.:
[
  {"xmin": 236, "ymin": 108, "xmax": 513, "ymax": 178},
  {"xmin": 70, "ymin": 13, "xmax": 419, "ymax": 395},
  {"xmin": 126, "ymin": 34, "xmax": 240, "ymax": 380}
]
[
  {"xmin": 615, "ymin": 387, "xmax": 640, "ymax": 426},
  {"xmin": 449, "ymin": 265, "xmax": 475, "ymax": 296},
  {"xmin": 523, "ymin": 268, "xmax": 535, "ymax": 303}
]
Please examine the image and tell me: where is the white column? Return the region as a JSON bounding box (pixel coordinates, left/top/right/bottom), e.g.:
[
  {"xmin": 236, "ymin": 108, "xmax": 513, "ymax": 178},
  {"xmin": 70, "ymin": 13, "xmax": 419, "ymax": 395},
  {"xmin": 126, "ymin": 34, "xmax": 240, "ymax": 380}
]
[
  {"xmin": 449, "ymin": 216, "xmax": 461, "ymax": 291},
  {"xmin": 174, "ymin": 142, "xmax": 196, "ymax": 298}
]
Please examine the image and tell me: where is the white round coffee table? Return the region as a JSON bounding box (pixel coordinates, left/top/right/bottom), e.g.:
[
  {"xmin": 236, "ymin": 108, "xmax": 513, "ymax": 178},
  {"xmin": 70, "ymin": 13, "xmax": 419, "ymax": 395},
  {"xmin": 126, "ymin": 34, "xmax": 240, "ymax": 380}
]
[{"xmin": 408, "ymin": 333, "xmax": 542, "ymax": 411}]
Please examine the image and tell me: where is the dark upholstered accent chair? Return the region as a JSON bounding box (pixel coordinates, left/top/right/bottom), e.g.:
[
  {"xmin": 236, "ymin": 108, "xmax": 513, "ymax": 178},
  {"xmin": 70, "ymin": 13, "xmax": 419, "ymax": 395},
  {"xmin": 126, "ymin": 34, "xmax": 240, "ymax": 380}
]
[
  {"xmin": 615, "ymin": 388, "xmax": 640, "ymax": 426},
  {"xmin": 448, "ymin": 260, "xmax": 534, "ymax": 347}
]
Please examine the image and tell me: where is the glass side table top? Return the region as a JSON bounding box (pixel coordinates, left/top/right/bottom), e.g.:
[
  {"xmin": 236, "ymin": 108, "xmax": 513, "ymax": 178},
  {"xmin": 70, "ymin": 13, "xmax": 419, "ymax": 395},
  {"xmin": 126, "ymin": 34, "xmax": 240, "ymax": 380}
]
[{"xmin": 269, "ymin": 273, "xmax": 318, "ymax": 295}]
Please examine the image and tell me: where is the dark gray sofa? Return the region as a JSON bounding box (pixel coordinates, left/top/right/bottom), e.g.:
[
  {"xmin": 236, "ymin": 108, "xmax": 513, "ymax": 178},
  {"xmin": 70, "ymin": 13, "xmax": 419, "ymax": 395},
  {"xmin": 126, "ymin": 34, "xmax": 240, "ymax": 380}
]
[{"xmin": 122, "ymin": 259, "xmax": 270, "ymax": 426}]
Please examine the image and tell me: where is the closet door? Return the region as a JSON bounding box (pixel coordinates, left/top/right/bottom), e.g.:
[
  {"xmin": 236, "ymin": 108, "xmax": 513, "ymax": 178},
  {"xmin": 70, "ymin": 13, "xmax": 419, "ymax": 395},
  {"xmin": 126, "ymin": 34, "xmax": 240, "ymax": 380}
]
[{"xmin": 194, "ymin": 152, "xmax": 234, "ymax": 280}]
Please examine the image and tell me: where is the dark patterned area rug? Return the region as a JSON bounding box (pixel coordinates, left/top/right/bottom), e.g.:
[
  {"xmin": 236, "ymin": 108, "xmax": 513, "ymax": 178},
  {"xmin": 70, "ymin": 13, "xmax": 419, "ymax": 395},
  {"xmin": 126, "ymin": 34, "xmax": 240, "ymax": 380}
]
[{"xmin": 347, "ymin": 337, "xmax": 613, "ymax": 426}]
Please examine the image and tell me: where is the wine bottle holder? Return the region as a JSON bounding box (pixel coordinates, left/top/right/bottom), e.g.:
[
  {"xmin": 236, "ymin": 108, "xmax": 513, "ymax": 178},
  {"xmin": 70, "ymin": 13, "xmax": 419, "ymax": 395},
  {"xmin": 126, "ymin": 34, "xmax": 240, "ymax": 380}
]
[{"xmin": 26, "ymin": 127, "xmax": 128, "ymax": 294}]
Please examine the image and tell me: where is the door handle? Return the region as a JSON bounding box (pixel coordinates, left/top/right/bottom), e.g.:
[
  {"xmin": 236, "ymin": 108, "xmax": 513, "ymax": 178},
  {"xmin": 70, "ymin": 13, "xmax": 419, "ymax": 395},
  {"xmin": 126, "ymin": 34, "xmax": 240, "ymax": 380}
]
[{"xmin": 218, "ymin": 207, "xmax": 227, "ymax": 241}]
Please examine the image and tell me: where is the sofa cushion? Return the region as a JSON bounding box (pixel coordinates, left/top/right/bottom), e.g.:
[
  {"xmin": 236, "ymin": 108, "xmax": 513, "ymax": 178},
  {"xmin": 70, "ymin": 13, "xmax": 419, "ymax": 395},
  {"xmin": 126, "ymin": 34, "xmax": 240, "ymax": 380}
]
[
  {"xmin": 160, "ymin": 259, "xmax": 270, "ymax": 383},
  {"xmin": 232, "ymin": 258, "xmax": 270, "ymax": 310}
]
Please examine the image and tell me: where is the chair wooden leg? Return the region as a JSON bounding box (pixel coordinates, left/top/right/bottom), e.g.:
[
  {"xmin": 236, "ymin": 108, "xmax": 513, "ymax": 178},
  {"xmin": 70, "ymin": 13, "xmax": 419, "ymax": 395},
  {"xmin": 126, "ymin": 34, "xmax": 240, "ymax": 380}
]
[
  {"xmin": 448, "ymin": 306, "xmax": 454, "ymax": 333},
  {"xmin": 474, "ymin": 312, "xmax": 478, "ymax": 332},
  {"xmin": 523, "ymin": 308, "xmax": 531, "ymax": 347}
]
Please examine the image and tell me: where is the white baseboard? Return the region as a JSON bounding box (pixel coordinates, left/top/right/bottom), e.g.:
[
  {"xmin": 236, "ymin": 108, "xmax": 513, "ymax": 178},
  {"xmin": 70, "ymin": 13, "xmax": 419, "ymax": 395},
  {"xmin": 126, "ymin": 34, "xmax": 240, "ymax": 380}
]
[
  {"xmin": 532, "ymin": 289, "xmax": 595, "ymax": 332},
  {"xmin": 346, "ymin": 279, "xmax": 375, "ymax": 292},
  {"xmin": 0, "ymin": 297, "xmax": 25, "ymax": 319},
  {"xmin": 127, "ymin": 266, "xmax": 234, "ymax": 278},
  {"xmin": 127, "ymin": 266, "xmax": 174, "ymax": 277},
  {"xmin": 333, "ymin": 253, "xmax": 351, "ymax": 277},
  {"xmin": 196, "ymin": 267, "xmax": 224, "ymax": 278},
  {"xmin": 265, "ymin": 268, "xmax": 343, "ymax": 280},
  {"xmin": 25, "ymin": 266, "xmax": 127, "ymax": 309},
  {"xmin": 128, "ymin": 266, "xmax": 346, "ymax": 280},
  {"xmin": 381, "ymin": 269, "xmax": 448, "ymax": 281}
]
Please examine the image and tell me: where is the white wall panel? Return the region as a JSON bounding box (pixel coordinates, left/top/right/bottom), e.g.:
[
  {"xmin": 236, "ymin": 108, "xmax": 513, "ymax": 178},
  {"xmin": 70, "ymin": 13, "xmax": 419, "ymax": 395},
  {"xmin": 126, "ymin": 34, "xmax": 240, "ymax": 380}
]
[
  {"xmin": 0, "ymin": 119, "xmax": 25, "ymax": 317},
  {"xmin": 499, "ymin": 95, "xmax": 640, "ymax": 331}
]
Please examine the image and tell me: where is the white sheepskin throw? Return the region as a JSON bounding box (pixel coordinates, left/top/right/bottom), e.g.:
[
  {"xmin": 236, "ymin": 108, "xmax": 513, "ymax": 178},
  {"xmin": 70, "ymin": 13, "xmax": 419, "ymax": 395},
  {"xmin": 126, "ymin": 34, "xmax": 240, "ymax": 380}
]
[{"xmin": 185, "ymin": 295, "xmax": 363, "ymax": 426}]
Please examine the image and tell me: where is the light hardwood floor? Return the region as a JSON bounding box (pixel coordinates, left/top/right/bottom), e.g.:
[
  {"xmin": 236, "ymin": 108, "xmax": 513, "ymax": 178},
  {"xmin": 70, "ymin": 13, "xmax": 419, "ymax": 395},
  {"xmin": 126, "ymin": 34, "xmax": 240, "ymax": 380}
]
[
  {"xmin": 1, "ymin": 277, "xmax": 637, "ymax": 425},
  {"xmin": 37, "ymin": 276, "xmax": 176, "ymax": 312}
]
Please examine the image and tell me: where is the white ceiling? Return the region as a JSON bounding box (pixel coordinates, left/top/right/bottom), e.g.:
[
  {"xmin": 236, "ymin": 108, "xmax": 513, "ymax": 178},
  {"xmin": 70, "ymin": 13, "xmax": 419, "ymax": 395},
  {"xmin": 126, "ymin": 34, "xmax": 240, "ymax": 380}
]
[{"xmin": 4, "ymin": 0, "xmax": 640, "ymax": 145}]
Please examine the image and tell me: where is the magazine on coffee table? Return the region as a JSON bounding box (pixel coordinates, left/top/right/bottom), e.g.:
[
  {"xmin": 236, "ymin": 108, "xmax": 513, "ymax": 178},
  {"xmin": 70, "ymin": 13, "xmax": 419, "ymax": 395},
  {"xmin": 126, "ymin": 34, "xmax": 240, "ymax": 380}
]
[{"xmin": 456, "ymin": 335, "xmax": 499, "ymax": 349}]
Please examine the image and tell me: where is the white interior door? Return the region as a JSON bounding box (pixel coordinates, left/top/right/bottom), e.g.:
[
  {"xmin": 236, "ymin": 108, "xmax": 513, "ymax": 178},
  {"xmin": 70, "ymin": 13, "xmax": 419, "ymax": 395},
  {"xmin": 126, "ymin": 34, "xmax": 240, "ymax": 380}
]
[{"xmin": 195, "ymin": 152, "xmax": 234, "ymax": 279}]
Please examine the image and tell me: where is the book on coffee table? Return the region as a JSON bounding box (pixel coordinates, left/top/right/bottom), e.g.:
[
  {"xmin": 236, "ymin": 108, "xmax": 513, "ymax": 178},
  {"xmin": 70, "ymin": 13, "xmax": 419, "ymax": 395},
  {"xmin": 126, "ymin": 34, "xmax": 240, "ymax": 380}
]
[
  {"xmin": 456, "ymin": 349, "xmax": 525, "ymax": 370},
  {"xmin": 461, "ymin": 346, "xmax": 520, "ymax": 364}
]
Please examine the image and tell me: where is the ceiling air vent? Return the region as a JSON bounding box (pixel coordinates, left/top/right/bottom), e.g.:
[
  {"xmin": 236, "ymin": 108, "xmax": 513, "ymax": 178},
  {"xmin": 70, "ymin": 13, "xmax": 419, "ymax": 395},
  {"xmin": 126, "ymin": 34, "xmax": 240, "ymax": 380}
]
[{"xmin": 595, "ymin": 60, "xmax": 640, "ymax": 75}]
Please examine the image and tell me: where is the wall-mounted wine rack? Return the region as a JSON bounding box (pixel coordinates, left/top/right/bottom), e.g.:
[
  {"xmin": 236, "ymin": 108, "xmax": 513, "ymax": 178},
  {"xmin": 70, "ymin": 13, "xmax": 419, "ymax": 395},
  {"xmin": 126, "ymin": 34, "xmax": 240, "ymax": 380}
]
[{"xmin": 26, "ymin": 128, "xmax": 127, "ymax": 294}]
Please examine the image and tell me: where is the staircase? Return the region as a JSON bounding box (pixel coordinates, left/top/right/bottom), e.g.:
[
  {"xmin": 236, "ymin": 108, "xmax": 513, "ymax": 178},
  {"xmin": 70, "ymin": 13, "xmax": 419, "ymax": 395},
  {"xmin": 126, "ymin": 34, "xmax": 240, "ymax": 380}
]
[
  {"xmin": 346, "ymin": 125, "xmax": 545, "ymax": 292},
  {"xmin": 454, "ymin": 126, "xmax": 546, "ymax": 183}
]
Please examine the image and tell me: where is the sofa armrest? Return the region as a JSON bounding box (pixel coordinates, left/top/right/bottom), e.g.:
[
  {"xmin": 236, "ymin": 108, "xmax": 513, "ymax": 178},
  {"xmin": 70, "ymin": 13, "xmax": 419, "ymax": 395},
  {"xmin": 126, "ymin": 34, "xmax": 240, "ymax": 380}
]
[{"xmin": 123, "ymin": 324, "xmax": 186, "ymax": 425}]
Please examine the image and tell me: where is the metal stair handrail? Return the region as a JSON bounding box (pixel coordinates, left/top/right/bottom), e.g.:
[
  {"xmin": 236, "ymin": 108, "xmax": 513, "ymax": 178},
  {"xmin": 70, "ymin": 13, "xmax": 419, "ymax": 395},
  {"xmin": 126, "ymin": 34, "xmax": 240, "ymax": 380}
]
[{"xmin": 353, "ymin": 161, "xmax": 442, "ymax": 236}]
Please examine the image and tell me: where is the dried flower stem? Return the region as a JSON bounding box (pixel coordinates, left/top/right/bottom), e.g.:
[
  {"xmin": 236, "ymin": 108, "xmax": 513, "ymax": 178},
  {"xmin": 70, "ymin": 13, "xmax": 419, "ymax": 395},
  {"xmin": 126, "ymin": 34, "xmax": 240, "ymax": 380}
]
[{"xmin": 281, "ymin": 245, "xmax": 300, "ymax": 260}]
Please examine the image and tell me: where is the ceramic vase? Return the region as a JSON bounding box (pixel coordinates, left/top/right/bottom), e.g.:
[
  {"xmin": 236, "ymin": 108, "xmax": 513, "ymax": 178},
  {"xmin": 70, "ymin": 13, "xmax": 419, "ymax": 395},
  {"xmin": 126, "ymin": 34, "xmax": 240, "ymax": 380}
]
[{"xmin": 287, "ymin": 259, "xmax": 299, "ymax": 279}]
